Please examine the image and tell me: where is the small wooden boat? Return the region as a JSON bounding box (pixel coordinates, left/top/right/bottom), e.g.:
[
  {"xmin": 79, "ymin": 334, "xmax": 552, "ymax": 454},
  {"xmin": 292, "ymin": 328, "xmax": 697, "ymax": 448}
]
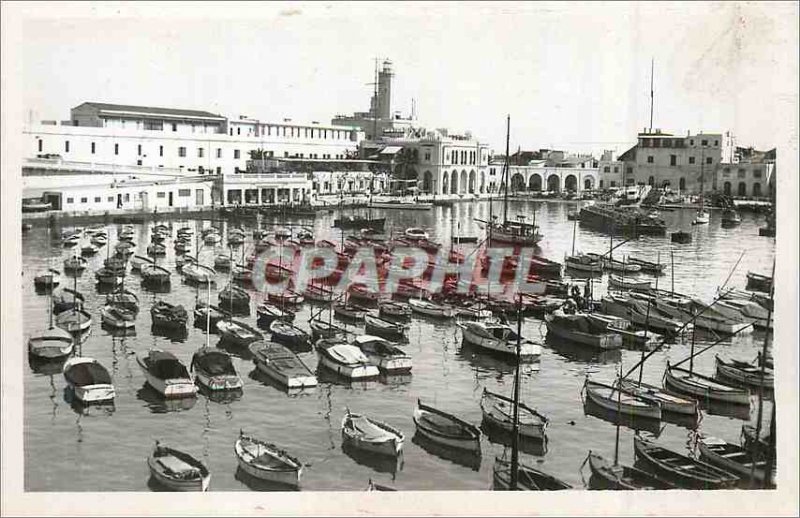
[
  {"xmin": 182, "ymin": 263, "xmax": 215, "ymax": 284},
  {"xmin": 249, "ymin": 341, "xmax": 317, "ymax": 388},
  {"xmin": 256, "ymin": 301, "xmax": 294, "ymax": 325},
  {"xmin": 218, "ymin": 284, "xmax": 250, "ymax": 311},
  {"xmin": 586, "ymin": 452, "xmax": 675, "ymax": 490},
  {"xmin": 342, "ymin": 409, "xmax": 405, "ymax": 457},
  {"xmin": 745, "ymin": 271, "xmax": 772, "ymax": 293},
  {"xmin": 216, "ymin": 318, "xmax": 263, "ymax": 348},
  {"xmin": 53, "ymin": 288, "xmax": 85, "ymax": 314},
  {"xmin": 231, "ymin": 265, "xmax": 253, "ymax": 284},
  {"xmin": 150, "ymin": 301, "xmax": 188, "ymax": 330},
  {"xmin": 404, "ymin": 227, "xmax": 429, "ymax": 241},
  {"xmin": 303, "ymin": 283, "xmax": 335, "ymax": 302},
  {"xmin": 62, "ymin": 233, "xmax": 81, "ymax": 247},
  {"xmin": 492, "ymin": 458, "xmax": 571, "ymax": 490},
  {"xmin": 366, "ymin": 479, "xmax": 396, "ymax": 491},
  {"xmin": 671, "ymin": 230, "xmax": 692, "ymax": 243},
  {"xmin": 633, "ymin": 435, "xmax": 739, "ymax": 489},
  {"xmin": 582, "ymin": 378, "xmax": 662, "ymax": 420},
  {"xmin": 333, "ymin": 301, "xmax": 368, "ymax": 321},
  {"xmin": 692, "ymin": 210, "xmax": 710, "ymax": 225},
  {"xmin": 227, "ymin": 233, "xmax": 245, "ymax": 246},
  {"xmin": 379, "ymin": 300, "xmax": 412, "ymax": 319},
  {"xmin": 80, "ymin": 244, "xmax": 100, "ymax": 256},
  {"xmin": 352, "ymin": 335, "xmax": 412, "ymax": 374},
  {"xmin": 459, "ymin": 321, "xmax": 541, "ymax": 360},
  {"xmin": 720, "ymin": 209, "xmax": 742, "ymax": 226},
  {"xmin": 608, "ymin": 274, "xmax": 652, "ymax": 291},
  {"xmin": 203, "ymin": 232, "xmax": 222, "ymax": 245},
  {"xmin": 130, "ymin": 255, "xmax": 153, "ymax": 272},
  {"xmin": 627, "ymin": 256, "xmax": 666, "ymax": 274},
  {"xmin": 148, "ymin": 442, "xmax": 210, "ymax": 491},
  {"xmin": 173, "ymin": 240, "xmax": 192, "ymax": 254},
  {"xmin": 364, "ymin": 314, "xmax": 408, "ymax": 340},
  {"xmin": 616, "ymin": 379, "xmax": 698, "ymax": 416},
  {"xmin": 408, "ymin": 298, "xmax": 455, "ymax": 318},
  {"xmin": 529, "ymin": 255, "xmax": 563, "ymax": 277},
  {"xmin": 63, "ymin": 356, "xmax": 115, "ymax": 403},
  {"xmin": 100, "ymin": 304, "xmax": 136, "ymax": 329},
  {"xmin": 597, "ymin": 256, "xmax": 641, "ymax": 274},
  {"xmin": 194, "ymin": 302, "xmax": 228, "ymax": 330},
  {"xmin": 55, "ymin": 307, "xmax": 92, "ymax": 333},
  {"xmin": 664, "ymin": 362, "xmax": 751, "ymax": 405},
  {"xmin": 564, "ymin": 254, "xmax": 603, "ymax": 273},
  {"xmin": 315, "ymin": 338, "xmax": 380, "ymax": 379},
  {"xmin": 234, "ymin": 432, "xmax": 303, "ymax": 488},
  {"xmin": 137, "ymin": 349, "xmax": 197, "ymax": 398},
  {"xmin": 269, "ymin": 319, "xmax": 310, "ymax": 349},
  {"xmin": 544, "ymin": 310, "xmax": 623, "ymax": 350},
  {"xmin": 697, "ymin": 435, "xmax": 771, "ymax": 486},
  {"xmin": 308, "ymin": 318, "xmax": 345, "ymax": 341},
  {"xmin": 347, "ymin": 283, "xmax": 381, "ymax": 304},
  {"xmin": 34, "ymin": 268, "xmax": 61, "ymax": 289},
  {"xmin": 63, "ymin": 255, "xmax": 88, "ymax": 272},
  {"xmin": 214, "ymin": 254, "xmax": 232, "ymax": 271},
  {"xmin": 715, "ymin": 355, "xmax": 773, "ymax": 389},
  {"xmin": 90, "ymin": 234, "xmax": 108, "ymax": 247},
  {"xmin": 106, "ymin": 288, "xmax": 139, "ymax": 313},
  {"xmin": 190, "ymin": 347, "xmax": 243, "ymax": 391},
  {"xmin": 141, "ymin": 264, "xmax": 171, "ymax": 286},
  {"xmin": 267, "ymin": 289, "xmax": 305, "ymax": 307},
  {"xmin": 481, "ymin": 388, "xmax": 547, "ymax": 441},
  {"xmin": 413, "ymin": 399, "xmax": 480, "ymax": 453},
  {"xmin": 28, "ymin": 326, "xmax": 74, "ymax": 360}
]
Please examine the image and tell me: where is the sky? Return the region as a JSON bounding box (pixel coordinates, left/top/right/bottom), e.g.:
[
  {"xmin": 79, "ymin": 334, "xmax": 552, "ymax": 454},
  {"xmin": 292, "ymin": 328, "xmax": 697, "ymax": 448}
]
[{"xmin": 13, "ymin": 1, "xmax": 799, "ymax": 155}]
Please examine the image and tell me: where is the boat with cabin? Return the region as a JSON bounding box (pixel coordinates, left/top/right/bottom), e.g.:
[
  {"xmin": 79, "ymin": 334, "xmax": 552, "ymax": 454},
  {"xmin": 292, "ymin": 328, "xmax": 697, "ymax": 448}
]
[{"xmin": 249, "ymin": 341, "xmax": 317, "ymax": 388}]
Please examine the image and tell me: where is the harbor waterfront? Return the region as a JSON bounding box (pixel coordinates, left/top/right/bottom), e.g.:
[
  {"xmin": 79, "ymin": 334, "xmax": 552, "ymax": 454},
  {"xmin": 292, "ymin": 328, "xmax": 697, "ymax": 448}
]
[{"xmin": 23, "ymin": 200, "xmax": 775, "ymax": 491}]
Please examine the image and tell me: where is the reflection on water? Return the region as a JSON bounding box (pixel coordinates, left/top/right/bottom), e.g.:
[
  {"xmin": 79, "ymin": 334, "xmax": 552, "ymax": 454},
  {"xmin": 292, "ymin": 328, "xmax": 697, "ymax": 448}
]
[
  {"xmin": 480, "ymin": 420, "xmax": 548, "ymax": 456},
  {"xmin": 247, "ymin": 368, "xmax": 317, "ymax": 398},
  {"xmin": 23, "ymin": 203, "xmax": 777, "ymax": 491},
  {"xmin": 234, "ymin": 466, "xmax": 301, "ymax": 492},
  {"xmin": 341, "ymin": 442, "xmax": 404, "ymax": 477}
]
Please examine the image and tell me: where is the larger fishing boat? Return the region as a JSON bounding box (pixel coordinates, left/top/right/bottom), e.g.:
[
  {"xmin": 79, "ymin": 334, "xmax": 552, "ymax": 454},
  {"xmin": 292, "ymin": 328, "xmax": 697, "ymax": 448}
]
[{"xmin": 578, "ymin": 204, "xmax": 667, "ymax": 236}]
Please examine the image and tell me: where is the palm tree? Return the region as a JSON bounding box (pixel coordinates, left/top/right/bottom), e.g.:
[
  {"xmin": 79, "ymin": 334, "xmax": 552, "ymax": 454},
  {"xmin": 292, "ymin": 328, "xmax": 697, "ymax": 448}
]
[{"xmin": 393, "ymin": 147, "xmax": 418, "ymax": 195}]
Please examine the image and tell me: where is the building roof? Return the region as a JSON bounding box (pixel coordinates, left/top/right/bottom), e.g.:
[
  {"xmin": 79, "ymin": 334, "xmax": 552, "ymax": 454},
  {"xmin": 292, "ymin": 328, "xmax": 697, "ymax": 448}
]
[
  {"xmin": 618, "ymin": 145, "xmax": 637, "ymax": 162},
  {"xmin": 73, "ymin": 102, "xmax": 226, "ymax": 121}
]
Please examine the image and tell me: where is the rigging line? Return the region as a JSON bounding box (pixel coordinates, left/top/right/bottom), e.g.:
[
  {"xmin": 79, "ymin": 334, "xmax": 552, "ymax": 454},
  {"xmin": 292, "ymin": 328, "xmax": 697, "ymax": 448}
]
[{"xmin": 670, "ymin": 322, "xmax": 754, "ymax": 369}]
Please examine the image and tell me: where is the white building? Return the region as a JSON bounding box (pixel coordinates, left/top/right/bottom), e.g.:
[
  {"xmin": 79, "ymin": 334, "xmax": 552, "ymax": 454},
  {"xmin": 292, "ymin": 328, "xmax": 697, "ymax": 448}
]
[{"xmin": 26, "ymin": 102, "xmax": 365, "ymax": 176}]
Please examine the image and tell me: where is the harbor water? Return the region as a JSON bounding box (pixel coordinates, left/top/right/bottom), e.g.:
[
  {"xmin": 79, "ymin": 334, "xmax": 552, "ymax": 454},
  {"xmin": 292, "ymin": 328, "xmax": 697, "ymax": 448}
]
[{"xmin": 23, "ymin": 200, "xmax": 776, "ymax": 491}]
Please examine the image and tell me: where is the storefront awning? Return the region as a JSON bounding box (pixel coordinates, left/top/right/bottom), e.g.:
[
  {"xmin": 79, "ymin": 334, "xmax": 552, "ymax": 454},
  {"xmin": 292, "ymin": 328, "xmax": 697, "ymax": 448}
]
[{"xmin": 379, "ymin": 146, "xmax": 403, "ymax": 155}]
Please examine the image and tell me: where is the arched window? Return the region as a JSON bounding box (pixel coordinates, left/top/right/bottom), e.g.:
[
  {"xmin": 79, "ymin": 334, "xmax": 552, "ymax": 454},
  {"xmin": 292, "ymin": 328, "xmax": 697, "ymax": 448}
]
[
  {"xmin": 648, "ymin": 176, "xmax": 655, "ymax": 186},
  {"xmin": 752, "ymin": 182, "xmax": 762, "ymax": 197},
  {"xmin": 723, "ymin": 182, "xmax": 732, "ymax": 195},
  {"xmin": 738, "ymin": 182, "xmax": 747, "ymax": 196},
  {"xmin": 679, "ymin": 177, "xmax": 686, "ymax": 191}
]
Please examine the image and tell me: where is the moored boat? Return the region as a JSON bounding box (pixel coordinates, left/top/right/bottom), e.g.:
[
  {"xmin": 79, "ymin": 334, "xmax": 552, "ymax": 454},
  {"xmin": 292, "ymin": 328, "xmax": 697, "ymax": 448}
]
[
  {"xmin": 333, "ymin": 301, "xmax": 368, "ymax": 321},
  {"xmin": 582, "ymin": 378, "xmax": 662, "ymax": 420},
  {"xmin": 564, "ymin": 254, "xmax": 602, "ymax": 273},
  {"xmin": 100, "ymin": 304, "xmax": 136, "ymax": 329},
  {"xmin": 586, "ymin": 451, "xmax": 675, "ymax": 490},
  {"xmin": 364, "ymin": 313, "xmax": 408, "ymax": 340},
  {"xmin": 34, "ymin": 268, "xmax": 61, "ymax": 290},
  {"xmin": 408, "ymin": 298, "xmax": 455, "ymax": 318},
  {"xmin": 28, "ymin": 325, "xmax": 74, "ymax": 360},
  {"xmin": 745, "ymin": 272, "xmax": 772, "ymax": 293},
  {"xmin": 341, "ymin": 409, "xmax": 405, "ymax": 457},
  {"xmin": 150, "ymin": 301, "xmax": 188, "ymax": 330},
  {"xmin": 137, "ymin": 349, "xmax": 197, "ymax": 398},
  {"xmin": 715, "ymin": 355, "xmax": 773, "ymax": 389},
  {"xmin": 106, "ymin": 288, "xmax": 139, "ymax": 313},
  {"xmin": 696, "ymin": 435, "xmax": 772, "ymax": 486},
  {"xmin": 269, "ymin": 319, "xmax": 310, "ymax": 349},
  {"xmin": 633, "ymin": 435, "xmax": 739, "ymax": 489},
  {"xmin": 256, "ymin": 301, "xmax": 295, "ymax": 325},
  {"xmin": 147, "ymin": 442, "xmax": 210, "ymax": 491},
  {"xmin": 141, "ymin": 264, "xmax": 171, "ymax": 286},
  {"xmin": 63, "ymin": 255, "xmax": 88, "ymax": 272},
  {"xmin": 55, "ymin": 307, "xmax": 92, "ymax": 333},
  {"xmin": 193, "ymin": 302, "xmax": 228, "ymax": 331},
  {"xmin": 63, "ymin": 356, "xmax": 115, "ymax": 403},
  {"xmin": 413, "ymin": 399, "xmax": 480, "ymax": 453},
  {"xmin": 234, "ymin": 432, "xmax": 304, "ymax": 488},
  {"xmin": 182, "ymin": 263, "xmax": 215, "ymax": 284},
  {"xmin": 249, "ymin": 341, "xmax": 317, "ymax": 388},
  {"xmin": 626, "ymin": 256, "xmax": 666, "ymax": 274},
  {"xmin": 544, "ymin": 310, "xmax": 623, "ymax": 350},
  {"xmin": 216, "ymin": 318, "xmax": 264, "ymax": 348},
  {"xmin": 378, "ymin": 300, "xmax": 412, "ymax": 319},
  {"xmin": 459, "ymin": 321, "xmax": 542, "ymax": 360},
  {"xmin": 218, "ymin": 284, "xmax": 250, "ymax": 311},
  {"xmin": 53, "ymin": 288, "xmax": 85, "ymax": 314},
  {"xmin": 315, "ymin": 338, "xmax": 380, "ymax": 379},
  {"xmin": 608, "ymin": 274, "xmax": 652, "ymax": 291},
  {"xmin": 616, "ymin": 378, "xmax": 698, "ymax": 416},
  {"xmin": 492, "ymin": 458, "xmax": 571, "ymax": 490}
]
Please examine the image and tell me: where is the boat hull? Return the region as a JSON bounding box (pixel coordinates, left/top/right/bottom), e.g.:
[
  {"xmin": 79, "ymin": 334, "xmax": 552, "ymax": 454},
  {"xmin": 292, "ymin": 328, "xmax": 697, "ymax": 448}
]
[
  {"xmin": 316, "ymin": 353, "xmax": 379, "ymax": 380},
  {"xmin": 583, "ymin": 381, "xmax": 662, "ymax": 420},
  {"xmin": 664, "ymin": 366, "xmax": 751, "ymax": 405}
]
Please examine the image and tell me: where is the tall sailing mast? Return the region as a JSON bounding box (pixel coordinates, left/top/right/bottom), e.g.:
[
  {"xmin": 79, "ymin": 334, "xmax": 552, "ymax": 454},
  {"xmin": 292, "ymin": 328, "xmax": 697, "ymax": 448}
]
[
  {"xmin": 509, "ymin": 293, "xmax": 523, "ymax": 489},
  {"xmin": 502, "ymin": 115, "xmax": 511, "ymax": 225}
]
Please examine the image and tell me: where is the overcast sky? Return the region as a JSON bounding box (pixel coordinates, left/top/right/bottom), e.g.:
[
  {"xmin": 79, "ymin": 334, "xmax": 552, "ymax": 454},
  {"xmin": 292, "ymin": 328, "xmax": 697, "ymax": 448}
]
[{"xmin": 15, "ymin": 1, "xmax": 799, "ymax": 155}]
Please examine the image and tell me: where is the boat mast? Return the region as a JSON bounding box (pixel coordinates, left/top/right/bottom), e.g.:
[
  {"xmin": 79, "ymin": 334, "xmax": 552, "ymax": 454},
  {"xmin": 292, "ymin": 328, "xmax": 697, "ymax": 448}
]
[
  {"xmin": 509, "ymin": 293, "xmax": 522, "ymax": 490},
  {"xmin": 47, "ymin": 223, "xmax": 54, "ymax": 330},
  {"xmin": 750, "ymin": 259, "xmax": 775, "ymax": 487},
  {"xmin": 571, "ymin": 216, "xmax": 577, "ymax": 256},
  {"xmin": 502, "ymin": 115, "xmax": 510, "ymax": 226},
  {"xmin": 613, "ymin": 362, "xmax": 622, "ymax": 466},
  {"xmin": 639, "ymin": 252, "xmax": 658, "ymax": 384}
]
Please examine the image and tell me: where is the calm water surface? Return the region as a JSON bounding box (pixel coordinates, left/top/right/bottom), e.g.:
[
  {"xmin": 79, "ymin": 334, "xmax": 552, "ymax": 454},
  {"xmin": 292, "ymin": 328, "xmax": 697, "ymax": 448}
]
[{"xmin": 23, "ymin": 200, "xmax": 776, "ymax": 491}]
